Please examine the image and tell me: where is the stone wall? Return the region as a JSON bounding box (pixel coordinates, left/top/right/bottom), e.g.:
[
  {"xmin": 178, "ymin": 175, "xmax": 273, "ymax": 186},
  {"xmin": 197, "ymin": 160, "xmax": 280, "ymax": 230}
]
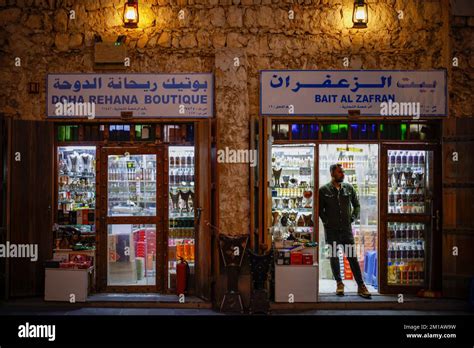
[{"xmin": 0, "ymin": 0, "xmax": 449, "ymax": 119}]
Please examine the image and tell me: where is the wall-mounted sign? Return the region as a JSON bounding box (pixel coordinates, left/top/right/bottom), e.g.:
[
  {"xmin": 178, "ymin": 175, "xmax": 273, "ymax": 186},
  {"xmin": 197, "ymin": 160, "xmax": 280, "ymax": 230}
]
[
  {"xmin": 47, "ymin": 73, "xmax": 213, "ymax": 118},
  {"xmin": 260, "ymin": 70, "xmax": 447, "ymax": 117}
]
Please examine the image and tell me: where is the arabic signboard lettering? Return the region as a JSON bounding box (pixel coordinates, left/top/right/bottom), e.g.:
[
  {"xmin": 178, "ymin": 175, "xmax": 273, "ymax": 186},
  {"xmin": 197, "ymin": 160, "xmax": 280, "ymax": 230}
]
[
  {"xmin": 260, "ymin": 70, "xmax": 447, "ymax": 117},
  {"xmin": 47, "ymin": 73, "xmax": 213, "ymax": 118}
]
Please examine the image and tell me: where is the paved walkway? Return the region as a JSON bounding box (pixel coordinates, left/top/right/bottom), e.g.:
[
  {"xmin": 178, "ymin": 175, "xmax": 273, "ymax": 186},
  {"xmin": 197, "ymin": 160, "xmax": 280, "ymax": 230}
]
[{"xmin": 0, "ymin": 304, "xmax": 472, "ymax": 316}]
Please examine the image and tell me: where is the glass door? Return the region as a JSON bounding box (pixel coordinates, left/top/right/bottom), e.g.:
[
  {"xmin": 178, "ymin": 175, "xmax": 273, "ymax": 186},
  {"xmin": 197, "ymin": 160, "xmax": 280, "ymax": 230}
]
[
  {"xmin": 380, "ymin": 144, "xmax": 440, "ymax": 293},
  {"xmin": 318, "ymin": 144, "xmax": 379, "ymax": 294},
  {"xmin": 100, "ymin": 147, "xmax": 165, "ymax": 292}
]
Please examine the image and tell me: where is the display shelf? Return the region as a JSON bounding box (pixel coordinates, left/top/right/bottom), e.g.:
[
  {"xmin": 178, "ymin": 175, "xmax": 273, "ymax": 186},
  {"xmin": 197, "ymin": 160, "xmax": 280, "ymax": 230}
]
[
  {"xmin": 57, "ymin": 146, "xmax": 97, "ymax": 252},
  {"xmin": 270, "ymin": 145, "xmax": 315, "ymax": 244},
  {"xmin": 108, "ymin": 180, "xmax": 156, "ymax": 183},
  {"xmin": 274, "ymin": 167, "xmax": 308, "ymax": 171},
  {"xmin": 167, "ymin": 145, "xmax": 196, "ymax": 291},
  {"xmin": 271, "ymin": 208, "xmax": 313, "ymax": 213},
  {"xmin": 59, "ymin": 174, "xmax": 95, "ymax": 179}
]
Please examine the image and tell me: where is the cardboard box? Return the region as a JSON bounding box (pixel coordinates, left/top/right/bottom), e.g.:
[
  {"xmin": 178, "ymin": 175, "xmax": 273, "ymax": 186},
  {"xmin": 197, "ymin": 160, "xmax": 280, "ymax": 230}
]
[
  {"xmin": 302, "ymin": 253, "xmax": 313, "ymax": 265},
  {"xmin": 290, "ymin": 252, "xmax": 302, "ymax": 265}
]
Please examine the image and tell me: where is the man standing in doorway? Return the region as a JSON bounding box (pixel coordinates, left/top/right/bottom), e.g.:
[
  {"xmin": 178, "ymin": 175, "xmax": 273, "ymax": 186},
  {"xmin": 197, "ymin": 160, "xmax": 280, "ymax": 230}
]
[{"xmin": 319, "ymin": 163, "xmax": 371, "ymax": 299}]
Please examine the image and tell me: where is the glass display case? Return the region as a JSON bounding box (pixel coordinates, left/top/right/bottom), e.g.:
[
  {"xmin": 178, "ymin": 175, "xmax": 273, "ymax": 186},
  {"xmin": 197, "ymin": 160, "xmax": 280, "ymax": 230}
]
[
  {"xmin": 384, "ymin": 148, "xmax": 434, "ymax": 290},
  {"xmin": 387, "ymin": 150, "xmax": 433, "ymax": 214},
  {"xmin": 56, "ymin": 146, "xmax": 96, "ymax": 251},
  {"xmin": 107, "ymin": 154, "xmax": 157, "ymax": 217},
  {"xmin": 387, "ymin": 222, "xmax": 425, "ymax": 285},
  {"xmin": 167, "ymin": 146, "xmax": 195, "ymax": 290},
  {"xmin": 318, "ymin": 144, "xmax": 379, "ymax": 293},
  {"xmin": 270, "ymin": 145, "xmax": 315, "ymax": 244}
]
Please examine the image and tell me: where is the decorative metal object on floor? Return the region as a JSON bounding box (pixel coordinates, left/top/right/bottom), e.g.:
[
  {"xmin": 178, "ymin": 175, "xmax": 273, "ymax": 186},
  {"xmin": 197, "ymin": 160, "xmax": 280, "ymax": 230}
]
[
  {"xmin": 247, "ymin": 248, "xmax": 274, "ymax": 314},
  {"xmin": 218, "ymin": 233, "xmax": 249, "ymax": 314}
]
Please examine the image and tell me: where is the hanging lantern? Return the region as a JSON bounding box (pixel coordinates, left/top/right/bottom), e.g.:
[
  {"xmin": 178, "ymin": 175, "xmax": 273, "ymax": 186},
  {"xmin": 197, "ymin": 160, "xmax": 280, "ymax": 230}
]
[
  {"xmin": 352, "ymin": 0, "xmax": 368, "ymax": 28},
  {"xmin": 123, "ymin": 0, "xmax": 139, "ymax": 28}
]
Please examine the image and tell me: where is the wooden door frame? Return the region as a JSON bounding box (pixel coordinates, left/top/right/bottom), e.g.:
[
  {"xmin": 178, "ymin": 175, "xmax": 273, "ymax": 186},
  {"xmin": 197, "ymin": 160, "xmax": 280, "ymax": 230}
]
[
  {"xmin": 194, "ymin": 119, "xmax": 212, "ymax": 300},
  {"xmin": 379, "ymin": 142, "xmax": 441, "ymax": 294},
  {"xmin": 98, "ymin": 145, "xmax": 165, "ymax": 293}
]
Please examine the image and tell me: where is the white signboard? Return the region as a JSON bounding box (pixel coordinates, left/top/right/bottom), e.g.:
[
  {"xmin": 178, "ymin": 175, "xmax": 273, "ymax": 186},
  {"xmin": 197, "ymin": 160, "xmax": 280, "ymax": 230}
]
[
  {"xmin": 260, "ymin": 70, "xmax": 447, "ymax": 117},
  {"xmin": 47, "ymin": 73, "xmax": 213, "ymax": 118}
]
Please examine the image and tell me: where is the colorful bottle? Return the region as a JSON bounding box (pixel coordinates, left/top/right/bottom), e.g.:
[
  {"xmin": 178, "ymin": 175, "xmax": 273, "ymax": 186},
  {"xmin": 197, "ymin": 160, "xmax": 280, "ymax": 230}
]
[{"xmin": 176, "ymin": 241, "xmax": 184, "ymax": 260}]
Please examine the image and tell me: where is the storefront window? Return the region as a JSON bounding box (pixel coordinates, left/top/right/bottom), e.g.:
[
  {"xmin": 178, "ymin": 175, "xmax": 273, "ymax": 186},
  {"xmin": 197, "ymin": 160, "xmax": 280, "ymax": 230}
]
[
  {"xmin": 109, "ymin": 124, "xmax": 131, "ymax": 141},
  {"xmin": 57, "ymin": 125, "xmax": 79, "ymax": 141},
  {"xmin": 409, "ymin": 123, "xmax": 438, "ymax": 140},
  {"xmin": 350, "ymin": 123, "xmax": 377, "ymax": 140},
  {"xmin": 164, "ymin": 124, "xmax": 194, "ymax": 143},
  {"xmin": 272, "ymin": 123, "xmax": 290, "ymax": 140},
  {"xmin": 321, "ymin": 124, "xmax": 348, "ymax": 140},
  {"xmin": 83, "ymin": 125, "xmax": 103, "ymax": 141},
  {"xmin": 380, "ymin": 123, "xmax": 407, "ymax": 140},
  {"xmin": 291, "ymin": 123, "xmax": 318, "ymax": 140},
  {"xmin": 135, "ymin": 125, "xmax": 156, "ymax": 141}
]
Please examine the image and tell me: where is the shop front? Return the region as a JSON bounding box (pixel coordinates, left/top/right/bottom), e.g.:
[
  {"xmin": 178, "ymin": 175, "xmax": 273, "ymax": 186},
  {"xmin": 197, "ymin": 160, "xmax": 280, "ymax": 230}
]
[
  {"xmin": 259, "ymin": 70, "xmax": 447, "ymax": 301},
  {"xmin": 7, "ymin": 73, "xmax": 214, "ymax": 301}
]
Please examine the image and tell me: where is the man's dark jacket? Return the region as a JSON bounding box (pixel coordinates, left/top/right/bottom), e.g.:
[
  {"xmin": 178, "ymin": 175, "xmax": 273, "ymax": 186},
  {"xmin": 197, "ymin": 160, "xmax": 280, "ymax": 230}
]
[{"xmin": 319, "ymin": 182, "xmax": 360, "ymax": 234}]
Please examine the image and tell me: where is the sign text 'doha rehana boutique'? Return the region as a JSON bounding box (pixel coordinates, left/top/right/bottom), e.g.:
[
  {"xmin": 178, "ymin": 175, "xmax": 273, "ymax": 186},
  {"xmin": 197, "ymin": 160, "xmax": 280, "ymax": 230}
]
[{"xmin": 47, "ymin": 73, "xmax": 213, "ymax": 118}]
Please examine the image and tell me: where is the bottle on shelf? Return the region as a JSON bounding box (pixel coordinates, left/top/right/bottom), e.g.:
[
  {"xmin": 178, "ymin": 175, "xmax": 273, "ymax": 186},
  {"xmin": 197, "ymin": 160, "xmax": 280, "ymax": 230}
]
[
  {"xmin": 408, "ymin": 151, "xmax": 414, "ymax": 166},
  {"xmin": 396, "ymin": 151, "xmax": 402, "ymax": 167},
  {"xmin": 419, "ymin": 151, "xmax": 425, "ymax": 166},
  {"xmin": 401, "ymin": 151, "xmax": 408, "ymax": 167},
  {"xmin": 187, "ymin": 152, "xmax": 193, "ymax": 167}
]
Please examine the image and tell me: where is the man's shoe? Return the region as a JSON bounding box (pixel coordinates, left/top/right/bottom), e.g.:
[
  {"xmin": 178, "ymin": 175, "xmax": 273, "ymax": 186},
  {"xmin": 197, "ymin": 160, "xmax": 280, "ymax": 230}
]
[
  {"xmin": 358, "ymin": 284, "xmax": 372, "ymax": 299},
  {"xmin": 336, "ymin": 281, "xmax": 344, "ymax": 296}
]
